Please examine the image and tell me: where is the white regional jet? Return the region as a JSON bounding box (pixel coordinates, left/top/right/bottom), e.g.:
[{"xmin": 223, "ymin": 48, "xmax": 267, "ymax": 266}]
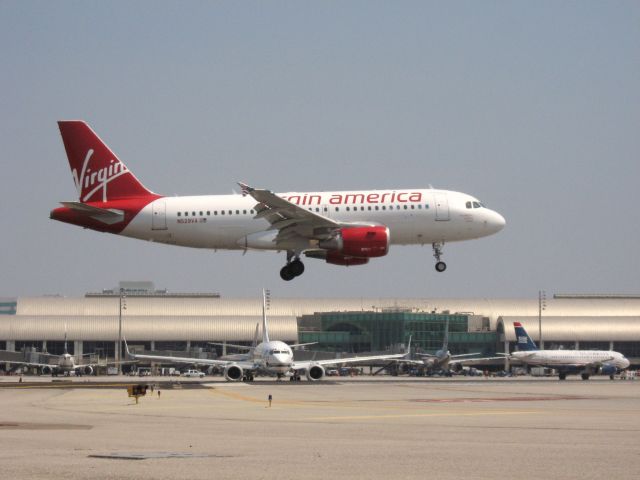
[
  {"xmin": 50, "ymin": 121, "xmax": 505, "ymax": 280},
  {"xmin": 124, "ymin": 290, "xmax": 409, "ymax": 382},
  {"xmin": 509, "ymin": 322, "xmax": 630, "ymax": 380}
]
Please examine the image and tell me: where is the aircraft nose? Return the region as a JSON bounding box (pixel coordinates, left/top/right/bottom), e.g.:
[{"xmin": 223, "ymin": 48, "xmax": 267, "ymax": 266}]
[{"xmin": 485, "ymin": 210, "xmax": 506, "ymax": 234}]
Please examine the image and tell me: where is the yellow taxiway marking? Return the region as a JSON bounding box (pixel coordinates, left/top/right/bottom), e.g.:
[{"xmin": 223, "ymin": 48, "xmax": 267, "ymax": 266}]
[
  {"xmin": 209, "ymin": 388, "xmax": 267, "ymax": 404},
  {"xmin": 209, "ymin": 388, "xmax": 377, "ymax": 408},
  {"xmin": 309, "ymin": 410, "xmax": 540, "ymax": 421},
  {"xmin": 0, "ymin": 383, "xmax": 141, "ymax": 389}
]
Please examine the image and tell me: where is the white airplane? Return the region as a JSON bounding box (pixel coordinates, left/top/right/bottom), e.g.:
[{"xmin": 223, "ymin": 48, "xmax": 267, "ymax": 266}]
[
  {"xmin": 394, "ymin": 318, "xmax": 499, "ymax": 375},
  {"xmin": 3, "ymin": 334, "xmax": 126, "ymax": 376},
  {"xmin": 50, "ymin": 121, "xmax": 506, "ymax": 280},
  {"xmin": 124, "ymin": 290, "xmax": 410, "ymax": 382},
  {"xmin": 508, "ymin": 322, "xmax": 630, "ymax": 380}
]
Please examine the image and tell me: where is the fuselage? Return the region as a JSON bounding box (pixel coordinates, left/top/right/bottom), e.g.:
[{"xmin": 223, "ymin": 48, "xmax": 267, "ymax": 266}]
[
  {"xmin": 121, "ymin": 188, "xmax": 505, "ymax": 251},
  {"xmin": 57, "ymin": 353, "xmax": 77, "ymax": 372},
  {"xmin": 511, "ymin": 350, "xmax": 630, "ymax": 370},
  {"xmin": 250, "ymin": 340, "xmax": 294, "ymax": 375},
  {"xmin": 422, "ymin": 350, "xmax": 452, "ymax": 369}
]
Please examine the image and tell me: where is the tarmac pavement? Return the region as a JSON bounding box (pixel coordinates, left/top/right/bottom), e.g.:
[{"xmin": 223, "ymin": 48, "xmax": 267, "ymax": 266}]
[{"xmin": 0, "ymin": 376, "xmax": 638, "ymax": 480}]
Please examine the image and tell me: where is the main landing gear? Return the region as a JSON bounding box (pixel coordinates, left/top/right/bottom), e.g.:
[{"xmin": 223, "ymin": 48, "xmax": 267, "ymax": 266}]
[
  {"xmin": 280, "ymin": 253, "xmax": 305, "ymax": 281},
  {"xmin": 432, "ymin": 242, "xmax": 447, "ymax": 272}
]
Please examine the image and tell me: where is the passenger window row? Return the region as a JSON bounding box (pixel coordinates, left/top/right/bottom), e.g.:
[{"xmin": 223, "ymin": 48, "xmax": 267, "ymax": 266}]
[
  {"xmin": 177, "ymin": 210, "xmax": 256, "ymax": 217},
  {"xmin": 177, "ymin": 203, "xmax": 430, "ymax": 217}
]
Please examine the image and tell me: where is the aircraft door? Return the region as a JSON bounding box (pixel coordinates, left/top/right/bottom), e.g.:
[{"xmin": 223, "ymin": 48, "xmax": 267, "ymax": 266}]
[
  {"xmin": 152, "ymin": 201, "xmax": 168, "ymax": 230},
  {"xmin": 434, "ymin": 193, "xmax": 450, "ymax": 221}
]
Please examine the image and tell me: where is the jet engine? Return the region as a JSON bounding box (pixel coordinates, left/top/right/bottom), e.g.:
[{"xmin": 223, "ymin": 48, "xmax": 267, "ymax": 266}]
[
  {"xmin": 224, "ymin": 364, "xmax": 244, "ymax": 382},
  {"xmin": 599, "ymin": 364, "xmax": 617, "ymax": 376},
  {"xmin": 41, "ymin": 365, "xmax": 53, "ymax": 375},
  {"xmin": 305, "ymin": 364, "xmax": 325, "ymax": 381},
  {"xmin": 81, "ymin": 366, "xmax": 94, "ymax": 375},
  {"xmin": 319, "ymin": 226, "xmax": 389, "ymax": 259}
]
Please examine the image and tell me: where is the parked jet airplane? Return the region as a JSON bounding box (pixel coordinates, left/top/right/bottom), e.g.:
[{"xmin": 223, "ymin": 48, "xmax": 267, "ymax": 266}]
[
  {"xmin": 414, "ymin": 319, "xmax": 491, "ymax": 373},
  {"xmin": 124, "ymin": 290, "xmax": 409, "ymax": 382},
  {"xmin": 508, "ymin": 322, "xmax": 630, "ymax": 380},
  {"xmin": 2, "ymin": 334, "xmax": 128, "ymax": 376},
  {"xmin": 393, "ymin": 318, "xmax": 499, "ymax": 374},
  {"xmin": 50, "ymin": 121, "xmax": 506, "ymax": 280}
]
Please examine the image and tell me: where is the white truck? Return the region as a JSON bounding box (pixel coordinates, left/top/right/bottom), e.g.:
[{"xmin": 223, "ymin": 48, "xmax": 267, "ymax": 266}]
[{"xmin": 183, "ymin": 369, "xmax": 205, "ymax": 378}]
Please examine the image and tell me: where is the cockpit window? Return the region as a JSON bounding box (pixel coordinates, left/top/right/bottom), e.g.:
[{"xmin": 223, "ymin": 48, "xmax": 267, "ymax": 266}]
[
  {"xmin": 466, "ymin": 201, "xmax": 472, "ymax": 209},
  {"xmin": 473, "ymin": 202, "xmax": 481, "ymax": 208}
]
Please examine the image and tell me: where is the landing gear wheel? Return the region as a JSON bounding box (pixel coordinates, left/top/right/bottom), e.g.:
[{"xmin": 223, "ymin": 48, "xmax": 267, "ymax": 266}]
[
  {"xmin": 559, "ymin": 373, "xmax": 567, "ymax": 380},
  {"xmin": 280, "ymin": 256, "xmax": 305, "ymax": 281},
  {"xmin": 289, "ymin": 259, "xmax": 305, "ymax": 277},
  {"xmin": 432, "ymin": 242, "xmax": 446, "ymax": 273},
  {"xmin": 280, "ymin": 265, "xmax": 295, "ymax": 281},
  {"xmin": 581, "ymin": 373, "xmax": 590, "ymax": 380}
]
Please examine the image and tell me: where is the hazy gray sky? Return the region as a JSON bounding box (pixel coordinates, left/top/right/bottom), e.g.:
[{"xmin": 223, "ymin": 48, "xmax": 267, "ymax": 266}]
[{"xmin": 1, "ymin": 1, "xmax": 639, "ymax": 299}]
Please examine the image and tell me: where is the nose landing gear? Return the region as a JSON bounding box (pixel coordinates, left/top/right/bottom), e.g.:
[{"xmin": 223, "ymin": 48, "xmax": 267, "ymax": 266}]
[
  {"xmin": 280, "ymin": 253, "xmax": 305, "ymax": 281},
  {"xmin": 432, "ymin": 242, "xmax": 447, "ymax": 272}
]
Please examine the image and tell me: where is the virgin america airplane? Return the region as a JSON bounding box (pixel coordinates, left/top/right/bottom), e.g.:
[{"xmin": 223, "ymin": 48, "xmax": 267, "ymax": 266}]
[{"xmin": 51, "ymin": 121, "xmax": 505, "ymax": 280}]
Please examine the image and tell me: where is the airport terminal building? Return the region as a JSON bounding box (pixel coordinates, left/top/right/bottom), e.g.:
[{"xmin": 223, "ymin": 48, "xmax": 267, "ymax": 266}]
[{"xmin": 2, "ymin": 283, "xmax": 640, "ymax": 369}]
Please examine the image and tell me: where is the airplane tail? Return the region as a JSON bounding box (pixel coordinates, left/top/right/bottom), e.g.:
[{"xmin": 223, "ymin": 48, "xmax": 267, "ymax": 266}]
[
  {"xmin": 514, "ymin": 322, "xmax": 538, "ymax": 351},
  {"xmin": 57, "ymin": 121, "xmax": 156, "ymax": 203}
]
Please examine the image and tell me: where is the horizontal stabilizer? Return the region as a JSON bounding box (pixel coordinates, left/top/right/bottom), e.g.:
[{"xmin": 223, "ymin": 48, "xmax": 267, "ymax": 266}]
[{"xmin": 60, "ymin": 202, "xmax": 124, "ymax": 225}]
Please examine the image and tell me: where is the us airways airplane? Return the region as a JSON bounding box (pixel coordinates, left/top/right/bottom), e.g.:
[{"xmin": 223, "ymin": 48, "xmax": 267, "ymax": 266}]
[
  {"xmin": 124, "ymin": 290, "xmax": 409, "ymax": 382},
  {"xmin": 50, "ymin": 121, "xmax": 506, "ymax": 280},
  {"xmin": 509, "ymin": 322, "xmax": 630, "ymax": 380}
]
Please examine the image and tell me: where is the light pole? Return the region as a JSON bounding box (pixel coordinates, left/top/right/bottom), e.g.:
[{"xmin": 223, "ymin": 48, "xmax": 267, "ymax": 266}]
[
  {"xmin": 118, "ymin": 288, "xmax": 127, "ymax": 374},
  {"xmin": 538, "ymin": 290, "xmax": 546, "ymax": 348}
]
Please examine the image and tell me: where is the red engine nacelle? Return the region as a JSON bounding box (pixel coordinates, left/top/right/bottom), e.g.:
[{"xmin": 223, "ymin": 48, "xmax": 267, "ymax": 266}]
[{"xmin": 320, "ymin": 226, "xmax": 390, "ymax": 259}]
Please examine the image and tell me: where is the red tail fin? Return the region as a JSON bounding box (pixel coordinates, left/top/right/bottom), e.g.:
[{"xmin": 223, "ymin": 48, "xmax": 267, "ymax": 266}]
[{"xmin": 58, "ymin": 121, "xmax": 156, "ymax": 202}]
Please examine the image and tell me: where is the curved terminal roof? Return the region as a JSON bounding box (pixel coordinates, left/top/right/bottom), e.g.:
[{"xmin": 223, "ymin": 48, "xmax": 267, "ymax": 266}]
[
  {"xmin": 16, "ymin": 296, "xmax": 640, "ymax": 320},
  {"xmin": 3, "ymin": 295, "xmax": 640, "ymax": 342},
  {"xmin": 0, "ymin": 315, "xmax": 297, "ymax": 342}
]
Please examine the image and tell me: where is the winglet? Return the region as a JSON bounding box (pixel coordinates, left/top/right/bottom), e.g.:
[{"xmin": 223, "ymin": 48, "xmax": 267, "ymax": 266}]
[{"xmin": 238, "ymin": 182, "xmax": 254, "ymax": 197}]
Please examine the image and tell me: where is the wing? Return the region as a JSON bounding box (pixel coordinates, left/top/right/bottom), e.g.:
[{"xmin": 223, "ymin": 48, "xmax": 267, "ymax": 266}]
[
  {"xmin": 449, "ymin": 353, "xmax": 484, "ymax": 359},
  {"xmin": 239, "ymin": 182, "xmax": 340, "ymax": 246},
  {"xmin": 293, "ymin": 352, "xmax": 407, "ymax": 371},
  {"xmin": 2, "ymin": 360, "xmax": 54, "ymax": 368},
  {"xmin": 74, "ymin": 360, "xmax": 137, "ymax": 368},
  {"xmin": 125, "ymin": 347, "xmax": 255, "ymax": 370},
  {"xmin": 448, "ymin": 356, "xmax": 505, "ymax": 366},
  {"xmin": 126, "ymin": 350, "xmax": 232, "ymax": 367},
  {"xmin": 208, "ymin": 342, "xmax": 252, "ymax": 351},
  {"xmin": 239, "ymin": 182, "xmax": 382, "ymax": 250}
]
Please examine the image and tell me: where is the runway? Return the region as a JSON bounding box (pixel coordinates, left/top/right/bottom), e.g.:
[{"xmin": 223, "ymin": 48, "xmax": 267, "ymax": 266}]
[{"xmin": 1, "ymin": 377, "xmax": 639, "ymax": 479}]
